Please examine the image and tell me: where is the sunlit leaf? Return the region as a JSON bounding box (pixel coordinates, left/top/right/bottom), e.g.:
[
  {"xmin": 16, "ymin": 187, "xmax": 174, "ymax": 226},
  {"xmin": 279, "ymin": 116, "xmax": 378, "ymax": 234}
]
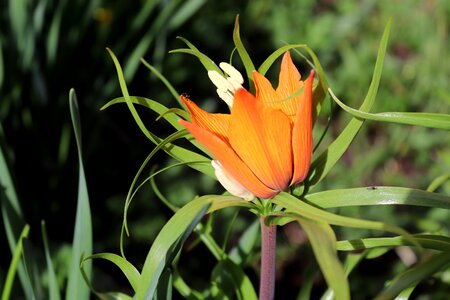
[
  {"xmin": 233, "ymin": 15, "xmax": 256, "ymax": 93},
  {"xmin": 329, "ymin": 88, "xmax": 450, "ymax": 130},
  {"xmin": 41, "ymin": 221, "xmax": 60, "ymax": 300},
  {"xmin": 305, "ymin": 186, "xmax": 450, "ymax": 210}
]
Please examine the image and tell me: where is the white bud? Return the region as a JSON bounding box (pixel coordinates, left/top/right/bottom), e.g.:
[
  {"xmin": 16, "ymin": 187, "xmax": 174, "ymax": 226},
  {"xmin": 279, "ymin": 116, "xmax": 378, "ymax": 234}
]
[{"xmin": 211, "ymin": 160, "xmax": 255, "ymax": 201}]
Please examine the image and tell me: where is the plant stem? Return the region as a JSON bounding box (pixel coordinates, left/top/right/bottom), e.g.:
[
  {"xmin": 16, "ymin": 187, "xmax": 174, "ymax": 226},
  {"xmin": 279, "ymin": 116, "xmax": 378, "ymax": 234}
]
[{"xmin": 259, "ymin": 217, "xmax": 277, "ymax": 300}]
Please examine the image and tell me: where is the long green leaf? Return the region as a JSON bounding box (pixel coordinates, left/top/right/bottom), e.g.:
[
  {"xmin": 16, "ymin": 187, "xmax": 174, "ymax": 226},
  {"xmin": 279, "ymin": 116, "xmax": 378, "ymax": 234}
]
[
  {"xmin": 337, "ymin": 234, "xmax": 450, "ymax": 251},
  {"xmin": 66, "ymin": 89, "xmax": 92, "ymax": 300},
  {"xmin": 305, "ymin": 186, "xmax": 450, "ymax": 209},
  {"xmin": 306, "ymin": 18, "xmax": 392, "ymax": 189},
  {"xmin": 271, "ymin": 192, "xmax": 411, "ymax": 238},
  {"xmin": 233, "ymin": 15, "xmax": 256, "ymax": 92},
  {"xmin": 135, "ymin": 195, "xmax": 249, "ymax": 299},
  {"xmin": 297, "ymin": 218, "xmax": 349, "ymax": 300},
  {"xmin": 1, "ymin": 224, "xmax": 30, "ymax": 300},
  {"xmin": 375, "ymin": 252, "xmax": 450, "ymax": 300},
  {"xmin": 329, "ymin": 88, "xmax": 450, "ymax": 130}
]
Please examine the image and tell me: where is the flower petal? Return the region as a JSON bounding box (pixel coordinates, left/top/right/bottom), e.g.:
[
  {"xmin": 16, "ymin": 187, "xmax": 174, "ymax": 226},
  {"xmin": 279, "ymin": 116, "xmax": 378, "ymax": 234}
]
[
  {"xmin": 179, "ymin": 119, "xmax": 276, "ymax": 198},
  {"xmin": 211, "ymin": 160, "xmax": 255, "ymax": 200},
  {"xmin": 291, "ymin": 70, "xmax": 315, "ymax": 185},
  {"xmin": 181, "ymin": 96, "xmax": 230, "ymax": 140},
  {"xmin": 228, "ymin": 88, "xmax": 293, "ymax": 191}
]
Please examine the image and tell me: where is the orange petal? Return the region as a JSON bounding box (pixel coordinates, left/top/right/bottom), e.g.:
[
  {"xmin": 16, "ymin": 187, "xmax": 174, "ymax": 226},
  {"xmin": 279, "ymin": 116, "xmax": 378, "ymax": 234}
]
[
  {"xmin": 291, "ymin": 70, "xmax": 314, "ymax": 185},
  {"xmin": 253, "ymin": 71, "xmax": 279, "ymax": 106},
  {"xmin": 181, "ymin": 96, "xmax": 230, "ymax": 141},
  {"xmin": 179, "ymin": 119, "xmax": 276, "ymax": 198},
  {"xmin": 228, "ymin": 88, "xmax": 293, "ymax": 191}
]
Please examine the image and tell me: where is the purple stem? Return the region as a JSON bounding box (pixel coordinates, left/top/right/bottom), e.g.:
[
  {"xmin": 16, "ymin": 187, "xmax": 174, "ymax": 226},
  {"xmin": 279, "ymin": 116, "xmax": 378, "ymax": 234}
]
[{"xmin": 259, "ymin": 217, "xmax": 277, "ymax": 300}]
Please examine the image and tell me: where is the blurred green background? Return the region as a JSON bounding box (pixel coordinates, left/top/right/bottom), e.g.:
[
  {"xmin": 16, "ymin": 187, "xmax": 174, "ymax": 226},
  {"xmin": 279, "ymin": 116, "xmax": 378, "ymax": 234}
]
[{"xmin": 1, "ymin": 0, "xmax": 449, "ymax": 298}]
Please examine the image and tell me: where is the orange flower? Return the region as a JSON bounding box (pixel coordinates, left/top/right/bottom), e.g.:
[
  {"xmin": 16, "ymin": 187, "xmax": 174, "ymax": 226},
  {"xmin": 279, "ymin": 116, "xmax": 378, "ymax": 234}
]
[{"xmin": 180, "ymin": 52, "xmax": 314, "ymax": 200}]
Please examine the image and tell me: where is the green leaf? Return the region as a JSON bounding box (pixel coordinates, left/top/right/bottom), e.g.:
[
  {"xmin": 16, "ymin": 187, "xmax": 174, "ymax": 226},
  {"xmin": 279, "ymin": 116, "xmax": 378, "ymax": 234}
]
[
  {"xmin": 135, "ymin": 195, "xmax": 249, "ymax": 299},
  {"xmin": 0, "ymin": 123, "xmax": 33, "ymax": 299},
  {"xmin": 305, "ymin": 186, "xmax": 450, "ymax": 210},
  {"xmin": 228, "ymin": 219, "xmax": 259, "ymax": 265},
  {"xmin": 271, "ymin": 192, "xmax": 411, "ymax": 238},
  {"xmin": 81, "ymin": 253, "xmax": 140, "ymax": 293},
  {"xmin": 297, "ymin": 218, "xmax": 349, "ymax": 300},
  {"xmin": 329, "ymin": 88, "xmax": 450, "ymax": 130},
  {"xmin": 155, "ymin": 268, "xmax": 172, "ymax": 300},
  {"xmin": 172, "ymin": 269, "xmax": 203, "ymax": 300},
  {"xmin": 375, "ymin": 252, "xmax": 450, "ymax": 300},
  {"xmin": 337, "ymin": 234, "xmax": 450, "ymax": 252},
  {"xmin": 170, "ymin": 36, "xmax": 221, "ymax": 73},
  {"xmin": 41, "ymin": 221, "xmax": 60, "ymax": 300},
  {"xmin": 427, "ymin": 173, "xmax": 450, "ymax": 192},
  {"xmin": 66, "ymin": 89, "xmax": 93, "ymax": 300},
  {"xmin": 1, "ymin": 224, "xmax": 29, "ymax": 300},
  {"xmin": 233, "ymin": 15, "xmax": 256, "ymax": 92},
  {"xmin": 306, "ymin": 18, "xmax": 392, "ymax": 189},
  {"xmin": 211, "ymin": 258, "xmax": 258, "ymax": 300}
]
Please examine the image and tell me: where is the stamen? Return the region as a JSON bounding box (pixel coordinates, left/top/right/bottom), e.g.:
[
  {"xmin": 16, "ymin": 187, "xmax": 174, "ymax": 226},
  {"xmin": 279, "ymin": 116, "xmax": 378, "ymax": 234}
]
[
  {"xmin": 208, "ymin": 70, "xmax": 235, "ymax": 93},
  {"xmin": 216, "ymin": 89, "xmax": 234, "ymax": 107},
  {"xmin": 219, "ymin": 62, "xmax": 244, "ymax": 84}
]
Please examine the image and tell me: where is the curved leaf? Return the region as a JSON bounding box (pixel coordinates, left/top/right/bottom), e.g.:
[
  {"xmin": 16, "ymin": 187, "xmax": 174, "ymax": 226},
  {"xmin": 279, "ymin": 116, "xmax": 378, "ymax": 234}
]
[
  {"xmin": 306, "ymin": 18, "xmax": 392, "ymax": 190},
  {"xmin": 233, "ymin": 15, "xmax": 256, "ymax": 93},
  {"xmin": 329, "ymin": 88, "xmax": 450, "ymax": 130},
  {"xmin": 81, "ymin": 253, "xmax": 140, "ymax": 293}
]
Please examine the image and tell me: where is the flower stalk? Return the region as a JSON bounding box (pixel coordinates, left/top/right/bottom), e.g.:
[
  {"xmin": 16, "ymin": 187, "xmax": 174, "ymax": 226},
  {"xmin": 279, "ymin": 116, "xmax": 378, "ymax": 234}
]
[{"xmin": 259, "ymin": 217, "xmax": 277, "ymax": 300}]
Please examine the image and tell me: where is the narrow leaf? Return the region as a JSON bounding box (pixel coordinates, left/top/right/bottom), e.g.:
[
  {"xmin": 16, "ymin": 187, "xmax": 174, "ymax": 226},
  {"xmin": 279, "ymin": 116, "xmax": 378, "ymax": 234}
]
[
  {"xmin": 307, "ymin": 18, "xmax": 392, "ymax": 189},
  {"xmin": 66, "ymin": 89, "xmax": 92, "ymax": 300},
  {"xmin": 330, "ymin": 88, "xmax": 450, "ymax": 130},
  {"xmin": 41, "ymin": 221, "xmax": 60, "ymax": 300},
  {"xmin": 297, "ymin": 219, "xmax": 349, "ymax": 300},
  {"xmin": 305, "ymin": 186, "xmax": 450, "ymax": 210},
  {"xmin": 233, "ymin": 15, "xmax": 256, "ymax": 92}
]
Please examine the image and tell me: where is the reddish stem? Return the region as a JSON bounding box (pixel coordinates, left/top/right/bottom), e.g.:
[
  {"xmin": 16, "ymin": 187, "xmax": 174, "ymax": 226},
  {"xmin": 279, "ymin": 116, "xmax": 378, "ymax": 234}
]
[{"xmin": 259, "ymin": 217, "xmax": 277, "ymax": 300}]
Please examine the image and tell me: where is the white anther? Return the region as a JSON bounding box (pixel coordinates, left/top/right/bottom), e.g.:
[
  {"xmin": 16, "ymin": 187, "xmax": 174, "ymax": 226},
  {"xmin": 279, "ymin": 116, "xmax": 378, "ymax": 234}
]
[
  {"xmin": 208, "ymin": 70, "xmax": 235, "ymax": 93},
  {"xmin": 226, "ymin": 76, "xmax": 243, "ymax": 91},
  {"xmin": 216, "ymin": 89, "xmax": 234, "ymax": 107},
  {"xmin": 219, "ymin": 62, "xmax": 244, "ymax": 84},
  {"xmin": 212, "ymin": 160, "xmax": 255, "ymax": 201}
]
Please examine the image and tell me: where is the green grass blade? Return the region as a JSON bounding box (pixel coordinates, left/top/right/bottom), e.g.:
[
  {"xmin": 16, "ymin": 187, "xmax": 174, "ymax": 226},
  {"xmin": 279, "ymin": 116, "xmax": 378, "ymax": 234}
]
[
  {"xmin": 168, "ymin": 0, "xmax": 207, "ymax": 30},
  {"xmin": 0, "ymin": 124, "xmax": 34, "ymax": 299},
  {"xmin": 169, "ymin": 47, "xmax": 221, "ymax": 73},
  {"xmin": 330, "ymin": 88, "xmax": 450, "ymax": 130},
  {"xmin": 172, "ymin": 269, "xmax": 203, "ymax": 299},
  {"xmin": 233, "ymin": 15, "xmax": 256, "ymax": 93},
  {"xmin": 305, "ymin": 186, "xmax": 450, "ymax": 209},
  {"xmin": 155, "ymin": 268, "xmax": 173, "ymax": 300},
  {"xmin": 66, "ymin": 89, "xmax": 93, "ymax": 300},
  {"xmin": 1, "ymin": 224, "xmax": 30, "ymax": 300},
  {"xmin": 306, "ymin": 18, "xmax": 392, "ymax": 189},
  {"xmin": 337, "ymin": 234, "xmax": 450, "ymax": 251},
  {"xmin": 41, "ymin": 221, "xmax": 61, "ymax": 300},
  {"xmin": 228, "ymin": 219, "xmax": 259, "ymax": 265},
  {"xmin": 297, "ymin": 219, "xmax": 349, "ymax": 300},
  {"xmin": 427, "ymin": 173, "xmax": 450, "ymax": 192},
  {"xmin": 135, "ymin": 195, "xmax": 251, "ymax": 299},
  {"xmin": 375, "ymin": 252, "xmax": 450, "ymax": 300}
]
